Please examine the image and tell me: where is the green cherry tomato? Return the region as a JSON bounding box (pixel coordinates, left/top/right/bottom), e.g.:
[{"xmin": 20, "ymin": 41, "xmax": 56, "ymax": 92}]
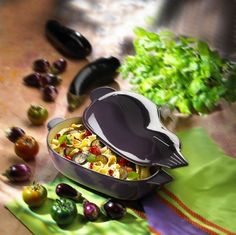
[
  {"xmin": 27, "ymin": 104, "xmax": 49, "ymax": 125},
  {"xmin": 22, "ymin": 183, "xmax": 47, "ymax": 207},
  {"xmin": 51, "ymin": 198, "xmax": 77, "ymax": 226}
]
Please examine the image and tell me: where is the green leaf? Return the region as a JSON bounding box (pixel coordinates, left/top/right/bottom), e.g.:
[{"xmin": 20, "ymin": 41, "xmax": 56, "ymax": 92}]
[{"xmin": 119, "ymin": 28, "xmax": 236, "ymax": 115}]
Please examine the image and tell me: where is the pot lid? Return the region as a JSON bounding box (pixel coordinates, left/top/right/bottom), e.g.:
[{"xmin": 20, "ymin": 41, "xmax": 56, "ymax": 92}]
[{"xmin": 82, "ymin": 87, "xmax": 188, "ymax": 168}]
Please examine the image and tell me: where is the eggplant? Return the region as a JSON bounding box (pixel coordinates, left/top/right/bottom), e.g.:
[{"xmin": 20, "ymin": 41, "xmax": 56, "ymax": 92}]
[
  {"xmin": 3, "ymin": 164, "xmax": 31, "ymax": 182},
  {"xmin": 83, "ymin": 200, "xmax": 100, "ymax": 221},
  {"xmin": 45, "ymin": 20, "xmax": 92, "ymax": 59},
  {"xmin": 102, "ymin": 199, "xmax": 126, "ymax": 220},
  {"xmin": 5, "ymin": 127, "xmax": 25, "ymax": 143},
  {"xmin": 67, "ymin": 56, "xmax": 120, "ymax": 111},
  {"xmin": 56, "ymin": 183, "xmax": 82, "ymax": 202}
]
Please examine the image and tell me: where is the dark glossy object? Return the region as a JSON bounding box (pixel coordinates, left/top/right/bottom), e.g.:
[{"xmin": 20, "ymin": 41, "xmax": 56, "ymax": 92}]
[
  {"xmin": 103, "ymin": 199, "xmax": 126, "ymax": 220},
  {"xmin": 5, "ymin": 126, "xmax": 25, "ymax": 143},
  {"xmin": 47, "ymin": 117, "xmax": 173, "ymax": 200},
  {"xmin": 83, "ymin": 200, "xmax": 100, "ymax": 221},
  {"xmin": 33, "ymin": 59, "xmax": 50, "ymax": 73},
  {"xmin": 45, "ymin": 20, "xmax": 92, "ymax": 59},
  {"xmin": 52, "ymin": 58, "xmax": 67, "ymax": 74},
  {"xmin": 51, "ymin": 198, "xmax": 77, "ymax": 226},
  {"xmin": 40, "ymin": 73, "xmax": 62, "ymax": 87},
  {"xmin": 23, "ymin": 73, "xmax": 42, "ymax": 88},
  {"xmin": 3, "ymin": 164, "xmax": 31, "ymax": 182},
  {"xmin": 42, "ymin": 85, "xmax": 58, "ymax": 102},
  {"xmin": 67, "ymin": 57, "xmax": 120, "ymax": 111},
  {"xmin": 56, "ymin": 183, "xmax": 81, "ymax": 201},
  {"xmin": 83, "ymin": 87, "xmax": 188, "ymax": 168}
]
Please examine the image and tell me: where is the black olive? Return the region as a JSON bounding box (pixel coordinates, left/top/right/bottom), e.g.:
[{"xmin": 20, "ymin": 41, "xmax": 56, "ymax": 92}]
[{"xmin": 45, "ymin": 20, "xmax": 92, "ymax": 59}]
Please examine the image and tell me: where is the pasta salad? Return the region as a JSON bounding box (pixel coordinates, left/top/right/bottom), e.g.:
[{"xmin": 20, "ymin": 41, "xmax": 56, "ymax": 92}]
[{"xmin": 50, "ymin": 123, "xmax": 151, "ymax": 180}]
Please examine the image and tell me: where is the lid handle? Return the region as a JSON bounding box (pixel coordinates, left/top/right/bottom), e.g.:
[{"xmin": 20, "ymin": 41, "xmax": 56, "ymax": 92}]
[
  {"xmin": 90, "ymin": 86, "xmax": 116, "ymax": 102},
  {"xmin": 152, "ymin": 135, "xmax": 188, "ymax": 168},
  {"xmin": 47, "ymin": 118, "xmax": 64, "ymax": 131}
]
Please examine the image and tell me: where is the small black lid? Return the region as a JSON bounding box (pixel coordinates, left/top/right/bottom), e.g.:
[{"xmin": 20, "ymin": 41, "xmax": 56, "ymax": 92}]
[{"xmin": 83, "ymin": 87, "xmax": 188, "ymax": 168}]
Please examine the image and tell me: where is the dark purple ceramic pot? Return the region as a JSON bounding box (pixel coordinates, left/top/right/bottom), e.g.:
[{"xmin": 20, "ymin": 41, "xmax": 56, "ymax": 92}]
[
  {"xmin": 47, "ymin": 87, "xmax": 187, "ymax": 200},
  {"xmin": 47, "ymin": 117, "xmax": 172, "ymax": 200}
]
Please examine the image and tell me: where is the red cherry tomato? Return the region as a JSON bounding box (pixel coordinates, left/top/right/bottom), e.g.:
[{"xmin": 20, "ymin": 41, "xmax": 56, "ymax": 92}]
[
  {"xmin": 84, "ymin": 130, "xmax": 92, "ymax": 137},
  {"xmin": 65, "ymin": 155, "xmax": 72, "ymax": 160},
  {"xmin": 108, "ymin": 169, "xmax": 114, "ymax": 176},
  {"xmin": 14, "ymin": 135, "xmax": 39, "ymax": 161},
  {"xmin": 118, "ymin": 158, "xmax": 128, "ymax": 167},
  {"xmin": 89, "ymin": 146, "xmax": 101, "ymax": 155}
]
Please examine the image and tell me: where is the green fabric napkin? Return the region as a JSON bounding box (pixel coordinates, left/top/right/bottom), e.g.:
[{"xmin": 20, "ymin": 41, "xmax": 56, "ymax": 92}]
[
  {"xmin": 5, "ymin": 176, "xmax": 151, "ymax": 235},
  {"xmin": 158, "ymin": 127, "xmax": 236, "ymax": 234}
]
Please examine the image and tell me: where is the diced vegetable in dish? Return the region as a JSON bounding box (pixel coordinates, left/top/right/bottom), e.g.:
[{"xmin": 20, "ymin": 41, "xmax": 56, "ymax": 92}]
[
  {"xmin": 119, "ymin": 28, "xmax": 236, "ymax": 115},
  {"xmin": 50, "ymin": 123, "xmax": 151, "ymax": 180}
]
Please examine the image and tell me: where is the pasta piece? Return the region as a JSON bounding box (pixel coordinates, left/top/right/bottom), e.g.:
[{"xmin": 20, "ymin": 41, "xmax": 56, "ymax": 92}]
[
  {"xmin": 92, "ymin": 162, "xmax": 104, "ymax": 172},
  {"xmin": 69, "ymin": 148, "xmax": 80, "ymax": 156},
  {"xmin": 88, "ymin": 134, "xmax": 97, "ymax": 143},
  {"xmin": 73, "ymin": 132, "xmax": 84, "ymax": 141},
  {"xmin": 107, "ymin": 155, "xmax": 117, "ymax": 166},
  {"xmin": 98, "ymin": 167, "xmax": 109, "ymax": 175},
  {"xmin": 71, "ymin": 123, "xmax": 83, "ymax": 129}
]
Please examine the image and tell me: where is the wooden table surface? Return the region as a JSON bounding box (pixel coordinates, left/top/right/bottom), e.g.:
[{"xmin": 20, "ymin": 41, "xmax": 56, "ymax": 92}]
[{"xmin": 0, "ymin": 1, "xmax": 236, "ymax": 234}]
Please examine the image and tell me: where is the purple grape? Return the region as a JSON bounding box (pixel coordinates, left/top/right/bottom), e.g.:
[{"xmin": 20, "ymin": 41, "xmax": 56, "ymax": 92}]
[
  {"xmin": 5, "ymin": 127, "xmax": 25, "ymax": 143},
  {"xmin": 40, "ymin": 73, "xmax": 62, "ymax": 87},
  {"xmin": 33, "ymin": 59, "xmax": 50, "ymax": 73},
  {"xmin": 83, "ymin": 200, "xmax": 100, "ymax": 221},
  {"xmin": 3, "ymin": 164, "xmax": 31, "ymax": 182},
  {"xmin": 23, "ymin": 73, "xmax": 42, "ymax": 88},
  {"xmin": 42, "ymin": 85, "xmax": 58, "ymax": 102},
  {"xmin": 52, "ymin": 58, "xmax": 67, "ymax": 74},
  {"xmin": 103, "ymin": 199, "xmax": 126, "ymax": 220}
]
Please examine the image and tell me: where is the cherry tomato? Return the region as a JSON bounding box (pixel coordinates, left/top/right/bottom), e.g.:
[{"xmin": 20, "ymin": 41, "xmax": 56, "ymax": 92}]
[
  {"xmin": 89, "ymin": 146, "xmax": 101, "ymax": 155},
  {"xmin": 14, "ymin": 135, "xmax": 39, "ymax": 161},
  {"xmin": 84, "ymin": 130, "xmax": 92, "ymax": 137},
  {"xmin": 118, "ymin": 158, "xmax": 128, "ymax": 167},
  {"xmin": 22, "ymin": 183, "xmax": 47, "ymax": 207},
  {"xmin": 27, "ymin": 104, "xmax": 49, "ymax": 126}
]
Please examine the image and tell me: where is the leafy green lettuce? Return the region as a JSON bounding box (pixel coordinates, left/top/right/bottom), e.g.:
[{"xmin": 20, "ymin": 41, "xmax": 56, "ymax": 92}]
[{"xmin": 120, "ymin": 28, "xmax": 236, "ymax": 114}]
